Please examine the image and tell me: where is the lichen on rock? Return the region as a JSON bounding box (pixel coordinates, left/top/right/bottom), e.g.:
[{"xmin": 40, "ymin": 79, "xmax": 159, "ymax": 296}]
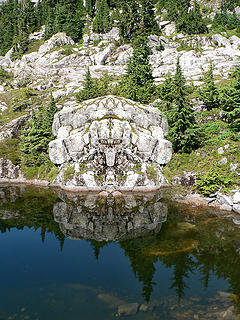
[{"xmin": 49, "ymin": 95, "xmax": 172, "ymax": 190}]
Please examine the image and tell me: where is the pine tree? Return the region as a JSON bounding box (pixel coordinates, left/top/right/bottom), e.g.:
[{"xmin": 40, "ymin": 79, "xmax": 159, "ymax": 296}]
[
  {"xmin": 0, "ymin": 0, "xmax": 19, "ymax": 55},
  {"xmin": 140, "ymin": 0, "xmax": 159, "ymax": 34},
  {"xmin": 200, "ymin": 63, "xmax": 219, "ymax": 110},
  {"xmin": 76, "ymin": 68, "xmax": 99, "ymax": 102},
  {"xmin": 177, "ymin": 1, "xmax": 207, "ymax": 34},
  {"xmin": 93, "ymin": 0, "xmax": 111, "ymax": 33},
  {"xmin": 20, "ymin": 95, "xmax": 58, "ymax": 166},
  {"xmin": 44, "ymin": 8, "xmax": 56, "ymax": 40},
  {"xmin": 220, "ymin": 66, "xmax": 240, "ymax": 132},
  {"xmin": 119, "ymin": 34, "xmax": 155, "ymax": 104},
  {"xmin": 85, "ymin": 0, "xmax": 96, "ymax": 16},
  {"xmin": 119, "ymin": 1, "xmax": 141, "ymax": 41},
  {"xmin": 158, "ymin": 74, "xmax": 175, "ymax": 110},
  {"xmin": 167, "ymin": 58, "xmax": 201, "ymax": 153}
]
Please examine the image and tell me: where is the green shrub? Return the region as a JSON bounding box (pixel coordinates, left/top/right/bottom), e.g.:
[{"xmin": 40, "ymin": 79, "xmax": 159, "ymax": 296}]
[
  {"xmin": 0, "ymin": 138, "xmax": 20, "ymax": 165},
  {"xmin": 60, "ymin": 46, "xmax": 73, "ymax": 56},
  {"xmin": 0, "ymin": 68, "xmax": 13, "ymax": 84},
  {"xmin": 63, "ymin": 165, "xmax": 75, "ymax": 182},
  {"xmin": 146, "ymin": 164, "xmax": 158, "ymax": 182},
  {"xmin": 196, "ymin": 167, "xmax": 234, "ymax": 196}
]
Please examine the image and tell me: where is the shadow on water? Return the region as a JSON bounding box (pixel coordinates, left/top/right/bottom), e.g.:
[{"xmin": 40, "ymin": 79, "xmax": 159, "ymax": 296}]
[{"xmin": 1, "ymin": 184, "xmax": 240, "ymax": 319}]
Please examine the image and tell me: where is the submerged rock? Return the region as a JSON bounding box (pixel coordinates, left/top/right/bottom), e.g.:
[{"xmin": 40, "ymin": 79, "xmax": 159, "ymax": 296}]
[
  {"xmin": 49, "ymin": 95, "xmax": 172, "ymax": 191},
  {"xmin": 117, "ymin": 303, "xmax": 139, "ymax": 316}
]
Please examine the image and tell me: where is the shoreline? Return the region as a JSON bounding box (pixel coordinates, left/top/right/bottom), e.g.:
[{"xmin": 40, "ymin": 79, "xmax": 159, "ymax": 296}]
[{"xmin": 0, "ymin": 177, "xmax": 239, "ymax": 215}]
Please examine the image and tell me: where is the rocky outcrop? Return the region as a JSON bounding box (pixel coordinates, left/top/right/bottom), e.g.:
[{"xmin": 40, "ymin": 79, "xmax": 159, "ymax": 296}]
[
  {"xmin": 53, "ymin": 191, "xmax": 167, "ymax": 241},
  {"xmin": 49, "ymin": 95, "xmax": 172, "ymax": 191},
  {"xmin": 0, "ymin": 158, "xmax": 24, "ymax": 179},
  {"xmin": 1, "ymin": 26, "xmax": 240, "ymax": 97},
  {"xmin": 0, "ymin": 114, "xmax": 28, "ymax": 141}
]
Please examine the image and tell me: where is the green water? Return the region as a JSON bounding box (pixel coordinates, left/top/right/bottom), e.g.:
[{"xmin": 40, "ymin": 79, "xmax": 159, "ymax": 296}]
[{"xmin": 0, "ymin": 184, "xmax": 240, "ymax": 320}]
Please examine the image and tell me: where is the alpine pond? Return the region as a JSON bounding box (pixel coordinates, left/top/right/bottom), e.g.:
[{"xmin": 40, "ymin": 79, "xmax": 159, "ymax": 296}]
[{"xmin": 0, "ymin": 185, "xmax": 240, "ymax": 320}]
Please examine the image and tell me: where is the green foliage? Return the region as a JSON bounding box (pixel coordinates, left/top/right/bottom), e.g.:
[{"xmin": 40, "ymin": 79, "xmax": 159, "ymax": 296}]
[
  {"xmin": 0, "ymin": 138, "xmax": 20, "ymax": 165},
  {"xmin": 146, "ymin": 164, "xmax": 158, "ymax": 182},
  {"xmin": 164, "ymin": 58, "xmax": 202, "ymax": 153},
  {"xmin": 177, "ymin": 1, "xmax": 208, "ymax": 35},
  {"xmin": 76, "ymin": 69, "xmax": 116, "ymax": 102},
  {"xmin": 196, "ymin": 166, "xmax": 234, "ymax": 196},
  {"xmin": 219, "ymin": 66, "xmax": 240, "ymax": 132},
  {"xmin": 11, "ymin": 87, "xmax": 36, "ymax": 112},
  {"xmin": 60, "ymin": 46, "xmax": 74, "ymax": 56},
  {"xmin": 212, "ymin": 11, "xmax": 240, "ymax": 31},
  {"xmin": 19, "ymin": 94, "xmax": 58, "ymax": 166},
  {"xmin": 118, "ymin": 1, "xmax": 141, "ymax": 41},
  {"xmin": 0, "ymin": 67, "xmax": 13, "ymax": 84},
  {"xmin": 63, "ymin": 165, "xmax": 75, "ymax": 182},
  {"xmin": 140, "ymin": 0, "xmax": 159, "ymax": 34},
  {"xmin": 158, "ymin": 74, "xmax": 175, "ymax": 108},
  {"xmin": 93, "ymin": 0, "xmax": 112, "ymax": 34},
  {"xmin": 118, "ymin": 34, "xmax": 155, "ymax": 104},
  {"xmin": 200, "ymin": 63, "xmax": 219, "ymax": 110},
  {"xmin": 158, "ymin": 0, "xmax": 207, "ymax": 35}
]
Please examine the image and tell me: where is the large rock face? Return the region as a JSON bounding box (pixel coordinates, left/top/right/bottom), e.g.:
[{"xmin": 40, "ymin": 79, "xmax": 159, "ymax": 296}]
[
  {"xmin": 2, "ymin": 27, "xmax": 240, "ymax": 97},
  {"xmin": 49, "ymin": 95, "xmax": 172, "ymax": 190}
]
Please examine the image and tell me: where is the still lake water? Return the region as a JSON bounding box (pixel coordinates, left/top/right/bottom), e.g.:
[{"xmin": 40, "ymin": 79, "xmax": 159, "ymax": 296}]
[{"xmin": 0, "ymin": 185, "xmax": 240, "ymax": 320}]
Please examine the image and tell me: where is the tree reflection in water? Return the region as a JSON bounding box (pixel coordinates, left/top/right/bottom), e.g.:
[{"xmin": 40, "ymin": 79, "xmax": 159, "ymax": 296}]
[{"xmin": 0, "ymin": 184, "xmax": 240, "ymax": 311}]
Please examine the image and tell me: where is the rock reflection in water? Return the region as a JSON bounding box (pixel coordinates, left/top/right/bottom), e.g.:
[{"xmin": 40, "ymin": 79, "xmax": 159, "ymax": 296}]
[{"xmin": 53, "ymin": 191, "xmax": 167, "ymax": 241}]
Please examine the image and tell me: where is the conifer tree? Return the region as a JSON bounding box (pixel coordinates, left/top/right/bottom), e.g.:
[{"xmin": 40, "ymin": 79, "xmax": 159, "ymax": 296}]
[
  {"xmin": 93, "ymin": 0, "xmax": 111, "ymax": 33},
  {"xmin": 220, "ymin": 66, "xmax": 240, "ymax": 132},
  {"xmin": 140, "ymin": 0, "xmax": 159, "ymax": 34},
  {"xmin": 76, "ymin": 68, "xmax": 99, "ymax": 102},
  {"xmin": 44, "ymin": 8, "xmax": 56, "ymax": 40},
  {"xmin": 158, "ymin": 74, "xmax": 175, "ymax": 110},
  {"xmin": 200, "ymin": 63, "xmax": 219, "ymax": 110},
  {"xmin": 20, "ymin": 95, "xmax": 58, "ymax": 166},
  {"xmin": 167, "ymin": 58, "xmax": 201, "ymax": 153},
  {"xmin": 119, "ymin": 1, "xmax": 141, "ymax": 41},
  {"xmin": 85, "ymin": 0, "xmax": 96, "ymax": 16},
  {"xmin": 119, "ymin": 34, "xmax": 155, "ymax": 104},
  {"xmin": 177, "ymin": 1, "xmax": 207, "ymax": 34}
]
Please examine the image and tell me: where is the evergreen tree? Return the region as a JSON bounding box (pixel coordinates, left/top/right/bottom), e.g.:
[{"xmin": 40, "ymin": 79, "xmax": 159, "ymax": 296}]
[
  {"xmin": 200, "ymin": 63, "xmax": 219, "ymax": 110},
  {"xmin": 93, "ymin": 0, "xmax": 111, "ymax": 33},
  {"xmin": 220, "ymin": 66, "xmax": 240, "ymax": 132},
  {"xmin": 44, "ymin": 7, "xmax": 56, "ymax": 40},
  {"xmin": 119, "ymin": 34, "xmax": 155, "ymax": 104},
  {"xmin": 177, "ymin": 1, "xmax": 207, "ymax": 34},
  {"xmin": 20, "ymin": 95, "xmax": 58, "ymax": 166},
  {"xmin": 158, "ymin": 74, "xmax": 175, "ymax": 110},
  {"xmin": 119, "ymin": 1, "xmax": 141, "ymax": 41},
  {"xmin": 85, "ymin": 0, "xmax": 96, "ymax": 16},
  {"xmin": 0, "ymin": 0, "xmax": 19, "ymax": 55},
  {"xmin": 76, "ymin": 68, "xmax": 99, "ymax": 102},
  {"xmin": 167, "ymin": 58, "xmax": 201, "ymax": 153},
  {"xmin": 140, "ymin": 0, "xmax": 159, "ymax": 34}
]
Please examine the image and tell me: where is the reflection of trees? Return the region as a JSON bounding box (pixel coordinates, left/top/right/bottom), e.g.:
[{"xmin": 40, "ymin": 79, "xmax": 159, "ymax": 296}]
[
  {"xmin": 0, "ymin": 186, "xmax": 65, "ymax": 250},
  {"xmin": 89, "ymin": 240, "xmax": 107, "ymax": 260},
  {"xmin": 2, "ymin": 186, "xmax": 240, "ymax": 309},
  {"xmin": 119, "ymin": 210, "xmax": 240, "ymax": 305},
  {"xmin": 162, "ymin": 253, "xmax": 196, "ymax": 300},
  {"xmin": 120, "ymin": 237, "xmax": 158, "ymax": 302}
]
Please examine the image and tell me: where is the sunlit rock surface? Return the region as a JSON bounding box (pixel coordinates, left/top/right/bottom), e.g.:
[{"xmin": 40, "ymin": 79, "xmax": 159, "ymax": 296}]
[
  {"xmin": 49, "ymin": 95, "xmax": 172, "ymax": 191},
  {"xmin": 53, "ymin": 191, "xmax": 168, "ymax": 241}
]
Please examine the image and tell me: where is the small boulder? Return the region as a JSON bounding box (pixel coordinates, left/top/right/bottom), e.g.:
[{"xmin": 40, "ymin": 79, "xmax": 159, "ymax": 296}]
[
  {"xmin": 233, "ymin": 204, "xmax": 240, "ymax": 214},
  {"xmin": 218, "ymin": 157, "xmax": 227, "ymax": 164},
  {"xmin": 233, "ymin": 192, "xmax": 240, "ymax": 204},
  {"xmin": 117, "ymin": 303, "xmax": 139, "ymax": 316}
]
